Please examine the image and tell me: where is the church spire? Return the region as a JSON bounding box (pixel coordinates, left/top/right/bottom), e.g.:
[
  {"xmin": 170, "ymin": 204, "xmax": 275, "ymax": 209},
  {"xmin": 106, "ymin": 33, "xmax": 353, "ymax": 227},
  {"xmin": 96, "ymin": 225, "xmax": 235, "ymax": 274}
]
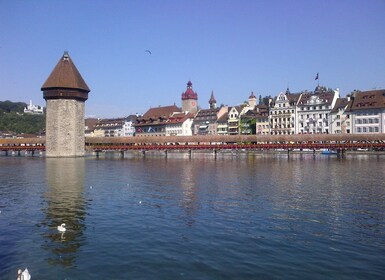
[{"xmin": 209, "ymin": 91, "xmax": 217, "ymax": 109}]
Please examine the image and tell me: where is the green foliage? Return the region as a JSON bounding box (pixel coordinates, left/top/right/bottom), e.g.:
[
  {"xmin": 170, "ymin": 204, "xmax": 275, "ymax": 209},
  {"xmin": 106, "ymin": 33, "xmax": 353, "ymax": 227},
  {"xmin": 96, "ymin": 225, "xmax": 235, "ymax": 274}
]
[
  {"xmin": 0, "ymin": 100, "xmax": 27, "ymax": 113},
  {"xmin": 0, "ymin": 112, "xmax": 45, "ymax": 134}
]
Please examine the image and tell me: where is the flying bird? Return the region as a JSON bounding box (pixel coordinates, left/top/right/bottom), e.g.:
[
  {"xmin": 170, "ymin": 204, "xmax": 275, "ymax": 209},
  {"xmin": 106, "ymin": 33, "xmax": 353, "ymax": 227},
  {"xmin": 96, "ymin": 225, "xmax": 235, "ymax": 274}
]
[{"xmin": 145, "ymin": 50, "xmax": 152, "ymax": 55}]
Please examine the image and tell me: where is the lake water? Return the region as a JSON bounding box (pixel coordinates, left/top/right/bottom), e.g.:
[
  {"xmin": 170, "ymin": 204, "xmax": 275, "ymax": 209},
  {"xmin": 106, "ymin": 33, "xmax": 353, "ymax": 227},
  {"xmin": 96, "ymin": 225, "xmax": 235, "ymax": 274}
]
[{"xmin": 0, "ymin": 153, "xmax": 385, "ymax": 279}]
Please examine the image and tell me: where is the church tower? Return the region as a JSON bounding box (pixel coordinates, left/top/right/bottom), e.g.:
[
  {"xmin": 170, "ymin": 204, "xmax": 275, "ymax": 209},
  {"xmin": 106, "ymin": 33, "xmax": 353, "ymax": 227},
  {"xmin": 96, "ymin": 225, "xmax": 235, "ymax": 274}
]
[
  {"xmin": 181, "ymin": 80, "xmax": 198, "ymax": 114},
  {"xmin": 209, "ymin": 91, "xmax": 217, "ymax": 109},
  {"xmin": 248, "ymin": 91, "xmax": 257, "ymax": 108},
  {"xmin": 41, "ymin": 52, "xmax": 90, "ymax": 157}
]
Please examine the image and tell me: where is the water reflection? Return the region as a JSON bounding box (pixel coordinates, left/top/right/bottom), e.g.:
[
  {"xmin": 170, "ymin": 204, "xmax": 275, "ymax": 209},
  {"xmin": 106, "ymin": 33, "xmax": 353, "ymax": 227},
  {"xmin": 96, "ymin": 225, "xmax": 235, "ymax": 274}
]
[
  {"xmin": 179, "ymin": 161, "xmax": 198, "ymax": 227},
  {"xmin": 41, "ymin": 158, "xmax": 87, "ymax": 267}
]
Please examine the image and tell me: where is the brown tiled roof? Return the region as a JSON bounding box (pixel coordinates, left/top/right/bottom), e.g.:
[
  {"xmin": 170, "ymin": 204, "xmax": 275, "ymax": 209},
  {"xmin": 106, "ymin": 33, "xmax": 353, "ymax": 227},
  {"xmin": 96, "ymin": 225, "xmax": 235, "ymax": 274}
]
[
  {"xmin": 349, "ymin": 89, "xmax": 385, "ymax": 111},
  {"xmin": 41, "ymin": 52, "xmax": 90, "ymax": 92},
  {"xmin": 167, "ymin": 112, "xmax": 194, "ymax": 125},
  {"xmin": 142, "ymin": 105, "xmax": 181, "ymax": 119},
  {"xmin": 287, "ymin": 93, "xmax": 302, "ymax": 104},
  {"xmin": 217, "ymin": 112, "xmax": 228, "ymax": 123},
  {"xmin": 85, "ymin": 118, "xmax": 99, "ymax": 130},
  {"xmin": 298, "ymin": 91, "xmax": 335, "ymax": 105},
  {"xmin": 331, "ymin": 98, "xmax": 350, "ymax": 113}
]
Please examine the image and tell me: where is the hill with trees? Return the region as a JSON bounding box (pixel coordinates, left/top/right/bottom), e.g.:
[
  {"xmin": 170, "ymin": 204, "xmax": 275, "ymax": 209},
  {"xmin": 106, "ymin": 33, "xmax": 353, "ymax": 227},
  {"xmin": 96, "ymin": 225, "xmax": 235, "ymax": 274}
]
[{"xmin": 0, "ymin": 100, "xmax": 45, "ymax": 134}]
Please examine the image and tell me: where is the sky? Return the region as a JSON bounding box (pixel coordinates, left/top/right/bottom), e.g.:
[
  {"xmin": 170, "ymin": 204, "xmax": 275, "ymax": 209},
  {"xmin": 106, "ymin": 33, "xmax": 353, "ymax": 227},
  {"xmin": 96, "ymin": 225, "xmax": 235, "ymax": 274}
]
[{"xmin": 1, "ymin": 0, "xmax": 384, "ymax": 118}]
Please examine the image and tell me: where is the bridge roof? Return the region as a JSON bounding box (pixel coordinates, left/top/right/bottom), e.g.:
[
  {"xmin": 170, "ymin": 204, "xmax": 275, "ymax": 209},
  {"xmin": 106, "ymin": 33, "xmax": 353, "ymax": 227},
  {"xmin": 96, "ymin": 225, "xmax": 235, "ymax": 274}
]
[{"xmin": 41, "ymin": 52, "xmax": 90, "ymax": 92}]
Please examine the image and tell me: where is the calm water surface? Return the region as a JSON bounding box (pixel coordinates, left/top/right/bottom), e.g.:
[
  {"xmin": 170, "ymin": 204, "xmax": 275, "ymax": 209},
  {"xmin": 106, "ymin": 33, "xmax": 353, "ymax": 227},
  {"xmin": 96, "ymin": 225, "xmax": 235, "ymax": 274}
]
[{"xmin": 0, "ymin": 153, "xmax": 385, "ymax": 279}]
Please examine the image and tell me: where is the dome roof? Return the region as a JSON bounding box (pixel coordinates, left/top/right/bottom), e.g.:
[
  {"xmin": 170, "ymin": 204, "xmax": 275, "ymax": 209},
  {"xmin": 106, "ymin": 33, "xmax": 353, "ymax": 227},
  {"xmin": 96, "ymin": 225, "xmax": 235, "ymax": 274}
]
[{"xmin": 181, "ymin": 80, "xmax": 198, "ymax": 100}]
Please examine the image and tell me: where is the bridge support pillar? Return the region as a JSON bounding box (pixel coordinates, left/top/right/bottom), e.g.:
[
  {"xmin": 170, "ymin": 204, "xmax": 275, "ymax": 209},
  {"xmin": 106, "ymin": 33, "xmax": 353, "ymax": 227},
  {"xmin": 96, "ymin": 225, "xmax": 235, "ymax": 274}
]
[{"xmin": 120, "ymin": 151, "xmax": 124, "ymax": 158}]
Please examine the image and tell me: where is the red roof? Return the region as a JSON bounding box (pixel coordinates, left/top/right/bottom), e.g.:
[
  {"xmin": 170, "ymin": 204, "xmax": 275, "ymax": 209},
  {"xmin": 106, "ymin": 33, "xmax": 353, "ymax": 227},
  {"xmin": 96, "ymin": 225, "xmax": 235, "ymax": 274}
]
[{"xmin": 181, "ymin": 80, "xmax": 198, "ymax": 100}]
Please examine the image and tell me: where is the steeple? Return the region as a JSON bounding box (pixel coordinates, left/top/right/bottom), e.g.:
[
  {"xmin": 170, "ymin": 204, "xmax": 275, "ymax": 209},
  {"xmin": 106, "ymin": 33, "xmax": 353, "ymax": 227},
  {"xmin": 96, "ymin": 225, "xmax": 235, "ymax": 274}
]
[{"xmin": 209, "ymin": 91, "xmax": 217, "ymax": 109}]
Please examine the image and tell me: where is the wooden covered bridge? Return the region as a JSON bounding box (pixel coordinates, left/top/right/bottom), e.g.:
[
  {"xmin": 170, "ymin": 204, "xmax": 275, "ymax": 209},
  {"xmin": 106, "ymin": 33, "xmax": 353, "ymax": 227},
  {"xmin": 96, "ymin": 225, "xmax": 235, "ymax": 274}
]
[{"xmin": 1, "ymin": 134, "xmax": 385, "ymax": 156}]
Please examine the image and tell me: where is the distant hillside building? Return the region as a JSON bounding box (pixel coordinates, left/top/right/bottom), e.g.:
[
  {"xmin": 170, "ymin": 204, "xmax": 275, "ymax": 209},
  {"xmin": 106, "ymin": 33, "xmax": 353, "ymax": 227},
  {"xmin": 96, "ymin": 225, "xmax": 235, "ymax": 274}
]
[{"xmin": 24, "ymin": 100, "xmax": 44, "ymax": 114}]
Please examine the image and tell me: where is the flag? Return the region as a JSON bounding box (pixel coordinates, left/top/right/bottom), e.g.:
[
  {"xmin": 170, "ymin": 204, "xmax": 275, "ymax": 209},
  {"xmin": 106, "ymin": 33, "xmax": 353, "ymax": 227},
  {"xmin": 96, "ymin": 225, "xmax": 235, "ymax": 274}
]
[{"xmin": 315, "ymin": 73, "xmax": 319, "ymax": 80}]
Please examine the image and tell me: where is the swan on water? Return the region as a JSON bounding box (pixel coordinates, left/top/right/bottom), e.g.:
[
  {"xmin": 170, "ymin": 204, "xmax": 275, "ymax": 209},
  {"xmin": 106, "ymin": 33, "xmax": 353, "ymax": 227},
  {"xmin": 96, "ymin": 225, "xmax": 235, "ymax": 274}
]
[
  {"xmin": 57, "ymin": 223, "xmax": 66, "ymax": 232},
  {"xmin": 17, "ymin": 268, "xmax": 31, "ymax": 280}
]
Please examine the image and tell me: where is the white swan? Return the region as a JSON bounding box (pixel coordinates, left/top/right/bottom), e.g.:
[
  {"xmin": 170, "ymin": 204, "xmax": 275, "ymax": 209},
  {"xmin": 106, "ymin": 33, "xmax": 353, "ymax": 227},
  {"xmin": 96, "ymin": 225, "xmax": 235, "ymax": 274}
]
[
  {"xmin": 57, "ymin": 223, "xmax": 66, "ymax": 232},
  {"xmin": 17, "ymin": 268, "xmax": 31, "ymax": 280}
]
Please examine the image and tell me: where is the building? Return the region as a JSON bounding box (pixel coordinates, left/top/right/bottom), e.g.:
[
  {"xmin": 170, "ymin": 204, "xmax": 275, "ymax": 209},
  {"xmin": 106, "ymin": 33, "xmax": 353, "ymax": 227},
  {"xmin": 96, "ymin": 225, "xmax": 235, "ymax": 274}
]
[
  {"xmin": 24, "ymin": 100, "xmax": 44, "ymax": 114},
  {"xmin": 348, "ymin": 89, "xmax": 385, "ymax": 133},
  {"xmin": 227, "ymin": 106, "xmax": 243, "ymax": 135},
  {"xmin": 181, "ymin": 81, "xmax": 198, "ymax": 114},
  {"xmin": 270, "ymin": 89, "xmax": 301, "ymax": 135},
  {"xmin": 330, "ymin": 97, "xmax": 352, "ymax": 134},
  {"xmin": 135, "ymin": 105, "xmax": 181, "ymax": 136},
  {"xmin": 85, "ymin": 118, "xmax": 99, "ymax": 137},
  {"xmin": 165, "ymin": 112, "xmax": 194, "ymax": 136},
  {"xmin": 41, "ymin": 51, "xmax": 90, "ymax": 157},
  {"xmin": 93, "ymin": 115, "xmax": 137, "ymax": 137},
  {"xmin": 216, "ymin": 108, "xmax": 229, "ymax": 135},
  {"xmin": 296, "ymin": 86, "xmax": 339, "ymax": 134}
]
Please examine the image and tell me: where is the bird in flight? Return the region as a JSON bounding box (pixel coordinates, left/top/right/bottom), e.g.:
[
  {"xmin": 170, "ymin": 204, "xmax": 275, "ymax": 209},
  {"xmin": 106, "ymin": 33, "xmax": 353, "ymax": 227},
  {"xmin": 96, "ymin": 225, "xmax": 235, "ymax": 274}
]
[{"xmin": 145, "ymin": 50, "xmax": 152, "ymax": 55}]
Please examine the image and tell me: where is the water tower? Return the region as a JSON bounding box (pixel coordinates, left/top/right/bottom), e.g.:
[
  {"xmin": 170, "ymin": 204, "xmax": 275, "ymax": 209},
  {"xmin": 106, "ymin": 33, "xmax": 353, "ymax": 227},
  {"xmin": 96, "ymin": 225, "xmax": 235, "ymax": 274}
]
[{"xmin": 41, "ymin": 52, "xmax": 90, "ymax": 157}]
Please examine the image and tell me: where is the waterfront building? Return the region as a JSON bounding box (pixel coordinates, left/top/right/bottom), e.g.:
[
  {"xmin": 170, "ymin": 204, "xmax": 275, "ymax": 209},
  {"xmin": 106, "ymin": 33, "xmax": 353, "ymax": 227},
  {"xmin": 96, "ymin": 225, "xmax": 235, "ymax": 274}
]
[
  {"xmin": 296, "ymin": 86, "xmax": 339, "ymax": 134},
  {"xmin": 193, "ymin": 108, "xmax": 220, "ymax": 135},
  {"xmin": 270, "ymin": 89, "xmax": 301, "ymax": 135},
  {"xmin": 41, "ymin": 51, "xmax": 90, "ymax": 157},
  {"xmin": 135, "ymin": 105, "xmax": 181, "ymax": 136},
  {"xmin": 93, "ymin": 115, "xmax": 137, "ymax": 137},
  {"xmin": 85, "ymin": 118, "xmax": 99, "ymax": 137},
  {"xmin": 192, "ymin": 106, "xmax": 228, "ymax": 135},
  {"xmin": 347, "ymin": 89, "xmax": 385, "ymax": 133},
  {"xmin": 330, "ymin": 97, "xmax": 352, "ymax": 134},
  {"xmin": 165, "ymin": 112, "xmax": 194, "ymax": 136},
  {"xmin": 252, "ymin": 105, "xmax": 270, "ymax": 135},
  {"xmin": 181, "ymin": 81, "xmax": 198, "ymax": 114},
  {"xmin": 24, "ymin": 100, "xmax": 44, "ymax": 114},
  {"xmin": 228, "ymin": 106, "xmax": 243, "ymax": 135},
  {"xmin": 217, "ymin": 108, "xmax": 229, "ymax": 135}
]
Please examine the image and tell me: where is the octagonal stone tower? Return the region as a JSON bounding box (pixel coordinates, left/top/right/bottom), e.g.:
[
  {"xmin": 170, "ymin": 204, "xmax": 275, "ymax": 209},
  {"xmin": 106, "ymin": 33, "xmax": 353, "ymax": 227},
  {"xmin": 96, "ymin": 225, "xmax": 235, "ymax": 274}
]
[{"xmin": 41, "ymin": 52, "xmax": 90, "ymax": 157}]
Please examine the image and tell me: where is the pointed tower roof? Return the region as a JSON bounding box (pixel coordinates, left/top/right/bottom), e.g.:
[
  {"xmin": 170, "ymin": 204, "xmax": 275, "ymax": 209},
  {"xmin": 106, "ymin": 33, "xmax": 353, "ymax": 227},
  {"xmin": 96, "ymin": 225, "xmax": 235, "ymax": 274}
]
[
  {"xmin": 41, "ymin": 52, "xmax": 90, "ymax": 92},
  {"xmin": 209, "ymin": 91, "xmax": 216, "ymax": 104}
]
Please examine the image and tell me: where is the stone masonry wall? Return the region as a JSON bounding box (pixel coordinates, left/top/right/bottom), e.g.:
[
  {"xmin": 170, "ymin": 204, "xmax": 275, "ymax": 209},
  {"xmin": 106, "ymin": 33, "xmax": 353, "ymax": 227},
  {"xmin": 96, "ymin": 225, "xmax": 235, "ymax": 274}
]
[{"xmin": 46, "ymin": 99, "xmax": 85, "ymax": 157}]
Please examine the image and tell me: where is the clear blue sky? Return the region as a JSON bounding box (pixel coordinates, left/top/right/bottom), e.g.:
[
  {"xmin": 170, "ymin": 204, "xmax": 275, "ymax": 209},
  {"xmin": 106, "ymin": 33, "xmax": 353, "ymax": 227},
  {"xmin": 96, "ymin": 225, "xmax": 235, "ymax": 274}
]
[{"xmin": 1, "ymin": 0, "xmax": 384, "ymax": 118}]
